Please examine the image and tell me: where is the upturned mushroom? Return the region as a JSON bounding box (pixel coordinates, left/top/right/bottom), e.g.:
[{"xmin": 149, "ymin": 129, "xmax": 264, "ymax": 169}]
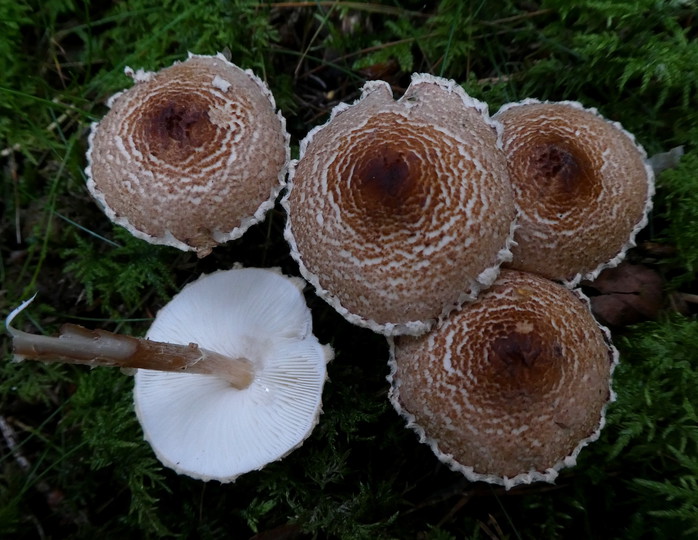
[
  {"xmin": 7, "ymin": 268, "xmax": 332, "ymax": 482},
  {"xmin": 388, "ymin": 269, "xmax": 617, "ymax": 489},
  {"xmin": 283, "ymin": 73, "xmax": 517, "ymax": 336},
  {"xmin": 493, "ymin": 99, "xmax": 654, "ymax": 285},
  {"xmin": 86, "ymin": 53, "xmax": 290, "ymax": 257}
]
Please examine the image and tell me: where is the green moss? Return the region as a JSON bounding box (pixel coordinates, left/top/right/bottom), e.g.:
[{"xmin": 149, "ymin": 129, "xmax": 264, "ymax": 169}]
[
  {"xmin": 61, "ymin": 228, "xmax": 177, "ymax": 318},
  {"xmin": 653, "ymin": 146, "xmax": 698, "ymax": 287},
  {"xmin": 606, "ymin": 317, "xmax": 698, "ymax": 534}
]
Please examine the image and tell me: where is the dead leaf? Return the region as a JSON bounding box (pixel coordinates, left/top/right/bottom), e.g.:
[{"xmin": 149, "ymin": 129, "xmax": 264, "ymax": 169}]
[{"xmin": 583, "ymin": 263, "xmax": 664, "ymax": 326}]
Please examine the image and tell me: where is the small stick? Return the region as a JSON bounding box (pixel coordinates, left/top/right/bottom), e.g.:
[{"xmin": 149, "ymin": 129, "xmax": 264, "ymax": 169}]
[
  {"xmin": 6, "ymin": 296, "xmax": 254, "ymax": 390},
  {"xmin": 679, "ymin": 292, "xmax": 698, "ymax": 305},
  {"xmin": 0, "ymin": 415, "xmax": 60, "ymax": 512},
  {"xmin": 0, "ymin": 415, "xmax": 32, "ymax": 473}
]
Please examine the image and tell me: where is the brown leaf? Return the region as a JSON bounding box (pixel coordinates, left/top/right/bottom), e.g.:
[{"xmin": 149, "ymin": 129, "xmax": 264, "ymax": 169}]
[
  {"xmin": 357, "ymin": 59, "xmax": 401, "ymax": 84},
  {"xmin": 249, "ymin": 523, "xmax": 304, "ymax": 540},
  {"xmin": 583, "ymin": 263, "xmax": 664, "ymax": 327}
]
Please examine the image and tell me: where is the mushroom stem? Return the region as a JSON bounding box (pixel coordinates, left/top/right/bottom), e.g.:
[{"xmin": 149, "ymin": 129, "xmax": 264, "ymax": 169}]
[{"xmin": 6, "ymin": 297, "xmax": 254, "ymax": 390}]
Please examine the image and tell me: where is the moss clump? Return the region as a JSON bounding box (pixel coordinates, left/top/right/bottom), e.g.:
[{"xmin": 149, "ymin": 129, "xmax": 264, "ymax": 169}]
[
  {"xmin": 1, "ymin": 0, "xmax": 697, "ymax": 538},
  {"xmin": 653, "ymin": 145, "xmax": 698, "ymax": 287}
]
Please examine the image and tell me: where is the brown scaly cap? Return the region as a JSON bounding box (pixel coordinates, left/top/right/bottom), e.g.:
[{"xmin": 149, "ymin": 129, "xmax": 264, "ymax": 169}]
[
  {"xmin": 283, "ymin": 74, "xmax": 517, "ymax": 336},
  {"xmin": 86, "ymin": 53, "xmax": 290, "ymax": 257},
  {"xmin": 494, "ymin": 99, "xmax": 654, "ymax": 286},
  {"xmin": 388, "ymin": 269, "xmax": 618, "ymax": 489}
]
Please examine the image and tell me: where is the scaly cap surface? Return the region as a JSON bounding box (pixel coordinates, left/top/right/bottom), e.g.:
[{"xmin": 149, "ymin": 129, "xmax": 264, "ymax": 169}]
[
  {"xmin": 284, "ymin": 74, "xmax": 516, "ymax": 335},
  {"xmin": 494, "ymin": 99, "xmax": 654, "ymax": 285},
  {"xmin": 87, "ymin": 53, "xmax": 290, "ymax": 257},
  {"xmin": 389, "ymin": 269, "xmax": 617, "ymax": 488}
]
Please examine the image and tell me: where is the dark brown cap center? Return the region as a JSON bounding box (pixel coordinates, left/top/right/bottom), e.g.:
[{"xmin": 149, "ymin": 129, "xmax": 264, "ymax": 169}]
[
  {"xmin": 520, "ymin": 141, "xmax": 599, "ymax": 205},
  {"xmin": 145, "ymin": 101, "xmax": 213, "ymax": 159},
  {"xmin": 532, "ymin": 145, "xmax": 580, "ymax": 191},
  {"xmin": 488, "ymin": 326, "xmax": 562, "ymax": 400},
  {"xmin": 492, "ymin": 331, "xmax": 542, "ymax": 373},
  {"xmin": 355, "ymin": 148, "xmax": 414, "ymax": 205}
]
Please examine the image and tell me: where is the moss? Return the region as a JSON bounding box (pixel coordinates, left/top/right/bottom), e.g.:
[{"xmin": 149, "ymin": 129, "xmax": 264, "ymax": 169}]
[
  {"xmin": 653, "ymin": 145, "xmax": 698, "ymax": 287},
  {"xmin": 1, "ymin": 1, "xmax": 697, "ymax": 538}
]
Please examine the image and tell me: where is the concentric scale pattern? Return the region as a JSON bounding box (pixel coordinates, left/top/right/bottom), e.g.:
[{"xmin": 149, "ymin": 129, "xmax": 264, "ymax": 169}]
[
  {"xmin": 87, "ymin": 53, "xmax": 289, "ymax": 256},
  {"xmin": 284, "ymin": 74, "xmax": 517, "ymax": 335},
  {"xmin": 494, "ymin": 100, "xmax": 654, "ymax": 284},
  {"xmin": 389, "ymin": 270, "xmax": 617, "ymax": 488}
]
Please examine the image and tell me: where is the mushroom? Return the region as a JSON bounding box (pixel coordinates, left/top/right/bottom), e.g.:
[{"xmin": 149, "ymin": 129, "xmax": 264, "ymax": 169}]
[
  {"xmin": 283, "ymin": 73, "xmax": 517, "ymax": 336},
  {"xmin": 493, "ymin": 99, "xmax": 654, "ymax": 285},
  {"xmin": 7, "ymin": 267, "xmax": 332, "ymax": 482},
  {"xmin": 388, "ymin": 269, "xmax": 617, "ymax": 489},
  {"xmin": 86, "ymin": 53, "xmax": 290, "ymax": 257}
]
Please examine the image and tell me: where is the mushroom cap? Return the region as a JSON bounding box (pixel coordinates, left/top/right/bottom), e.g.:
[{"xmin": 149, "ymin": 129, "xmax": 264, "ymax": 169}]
[
  {"xmin": 388, "ymin": 269, "xmax": 617, "ymax": 489},
  {"xmin": 86, "ymin": 53, "xmax": 290, "ymax": 257},
  {"xmin": 494, "ymin": 99, "xmax": 654, "ymax": 285},
  {"xmin": 283, "ymin": 73, "xmax": 516, "ymax": 336},
  {"xmin": 134, "ymin": 267, "xmax": 332, "ymax": 482}
]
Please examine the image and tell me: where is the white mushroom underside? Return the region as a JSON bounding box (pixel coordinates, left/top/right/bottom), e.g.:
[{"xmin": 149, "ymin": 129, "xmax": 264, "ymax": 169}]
[{"xmin": 134, "ymin": 268, "xmax": 330, "ymax": 482}]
